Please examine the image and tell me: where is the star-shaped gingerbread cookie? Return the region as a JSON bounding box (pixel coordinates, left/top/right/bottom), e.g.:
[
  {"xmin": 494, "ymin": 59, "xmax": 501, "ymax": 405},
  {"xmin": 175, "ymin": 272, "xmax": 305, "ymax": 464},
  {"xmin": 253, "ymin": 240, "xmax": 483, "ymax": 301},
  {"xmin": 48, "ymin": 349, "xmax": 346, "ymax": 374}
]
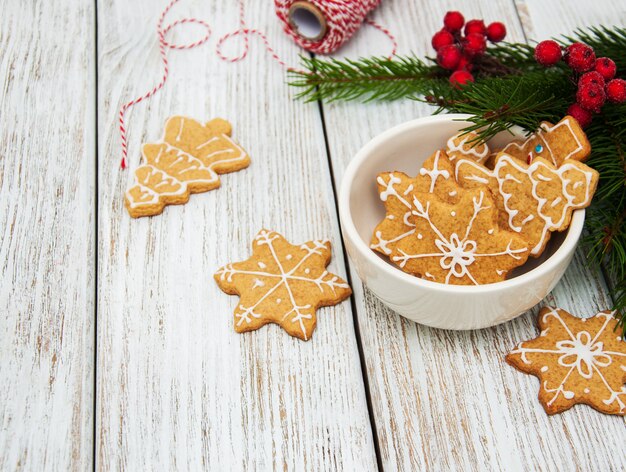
[
  {"xmin": 371, "ymin": 150, "xmax": 460, "ymax": 256},
  {"xmin": 390, "ymin": 188, "xmax": 530, "ymax": 284},
  {"xmin": 215, "ymin": 230, "xmax": 352, "ymax": 341},
  {"xmin": 507, "ymin": 307, "xmax": 626, "ymax": 415},
  {"xmin": 446, "ymin": 130, "xmax": 490, "ymax": 164}
]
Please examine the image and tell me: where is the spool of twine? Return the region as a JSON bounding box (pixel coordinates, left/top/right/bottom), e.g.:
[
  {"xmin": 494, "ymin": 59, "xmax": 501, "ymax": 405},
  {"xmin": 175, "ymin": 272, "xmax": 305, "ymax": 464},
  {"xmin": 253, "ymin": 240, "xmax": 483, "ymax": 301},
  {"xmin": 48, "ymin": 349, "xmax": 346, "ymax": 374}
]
[
  {"xmin": 275, "ymin": 0, "xmax": 390, "ymax": 55},
  {"xmin": 118, "ymin": 0, "xmax": 395, "ymax": 169}
]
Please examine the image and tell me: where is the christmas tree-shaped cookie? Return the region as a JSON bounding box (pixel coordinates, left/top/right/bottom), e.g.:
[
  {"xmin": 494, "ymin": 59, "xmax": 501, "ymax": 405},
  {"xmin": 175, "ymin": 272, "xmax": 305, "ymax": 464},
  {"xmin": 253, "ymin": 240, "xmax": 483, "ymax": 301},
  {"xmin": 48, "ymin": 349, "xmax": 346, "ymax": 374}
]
[
  {"xmin": 455, "ymin": 153, "xmax": 599, "ymax": 256},
  {"xmin": 125, "ymin": 116, "xmax": 250, "ymax": 217}
]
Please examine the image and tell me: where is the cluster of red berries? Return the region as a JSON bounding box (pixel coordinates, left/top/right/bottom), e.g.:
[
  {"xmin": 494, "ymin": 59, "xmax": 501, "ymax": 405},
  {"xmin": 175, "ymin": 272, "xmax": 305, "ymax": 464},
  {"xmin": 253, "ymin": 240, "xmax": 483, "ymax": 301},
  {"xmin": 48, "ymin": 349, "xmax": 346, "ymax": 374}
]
[
  {"xmin": 534, "ymin": 40, "xmax": 626, "ymax": 127},
  {"xmin": 431, "ymin": 11, "xmax": 507, "ymax": 88}
]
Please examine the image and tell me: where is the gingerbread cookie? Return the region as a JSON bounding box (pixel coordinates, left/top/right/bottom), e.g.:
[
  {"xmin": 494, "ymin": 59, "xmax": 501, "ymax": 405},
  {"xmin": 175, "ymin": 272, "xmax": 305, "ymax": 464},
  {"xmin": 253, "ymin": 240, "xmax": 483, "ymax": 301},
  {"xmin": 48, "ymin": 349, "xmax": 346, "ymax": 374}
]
[
  {"xmin": 215, "ymin": 230, "xmax": 351, "ymax": 341},
  {"xmin": 371, "ymin": 150, "xmax": 460, "ymax": 256},
  {"xmin": 125, "ymin": 116, "xmax": 250, "ymax": 218},
  {"xmin": 455, "ymin": 153, "xmax": 599, "ymax": 256},
  {"xmin": 502, "ymin": 115, "xmax": 591, "ymax": 166},
  {"xmin": 446, "ymin": 131, "xmax": 490, "ymax": 164},
  {"xmin": 506, "ymin": 308, "xmax": 626, "ymax": 416},
  {"xmin": 390, "ymin": 188, "xmax": 530, "ymax": 285}
]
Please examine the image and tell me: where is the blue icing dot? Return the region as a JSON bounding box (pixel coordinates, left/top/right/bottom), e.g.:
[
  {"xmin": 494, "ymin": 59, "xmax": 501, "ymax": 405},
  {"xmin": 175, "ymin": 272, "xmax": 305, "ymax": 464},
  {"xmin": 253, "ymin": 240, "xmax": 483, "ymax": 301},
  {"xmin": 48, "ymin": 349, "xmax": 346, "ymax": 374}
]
[{"xmin": 535, "ymin": 144, "xmax": 543, "ymax": 153}]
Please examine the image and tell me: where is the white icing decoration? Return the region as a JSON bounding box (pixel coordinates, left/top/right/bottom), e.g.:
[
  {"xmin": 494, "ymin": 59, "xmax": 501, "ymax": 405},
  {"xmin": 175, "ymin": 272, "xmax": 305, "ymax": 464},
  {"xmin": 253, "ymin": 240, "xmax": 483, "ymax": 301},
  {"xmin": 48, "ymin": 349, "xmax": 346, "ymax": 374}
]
[
  {"xmin": 391, "ymin": 191, "xmax": 527, "ymax": 284},
  {"xmin": 447, "ymin": 132, "xmax": 489, "ymax": 162},
  {"xmin": 258, "ymin": 262, "xmax": 266, "ymax": 269},
  {"xmin": 373, "ymin": 152, "xmax": 456, "ymax": 256},
  {"xmin": 286, "ymin": 254, "xmax": 293, "ymax": 260},
  {"xmin": 215, "ymin": 231, "xmax": 348, "ymax": 341},
  {"xmin": 195, "ymin": 136, "xmax": 219, "ymax": 150},
  {"xmin": 371, "ymin": 229, "xmax": 415, "ymax": 255},
  {"xmin": 126, "ymin": 116, "xmax": 248, "ymax": 209},
  {"xmin": 252, "ymin": 278, "xmax": 265, "ymax": 288},
  {"xmin": 387, "ymin": 214, "xmax": 395, "ymax": 220},
  {"xmin": 419, "ymin": 151, "xmax": 450, "ymax": 193},
  {"xmin": 509, "ymin": 309, "xmax": 626, "ymax": 411},
  {"xmin": 464, "ymin": 174, "xmax": 488, "ymax": 185},
  {"xmin": 488, "ymin": 229, "xmax": 494, "ymax": 235},
  {"xmin": 502, "ymin": 118, "xmax": 585, "ymax": 166},
  {"xmin": 451, "ymin": 211, "xmax": 456, "ymax": 216},
  {"xmin": 176, "ymin": 117, "xmax": 185, "ymax": 141},
  {"xmin": 371, "ymin": 173, "xmax": 417, "ymax": 255},
  {"xmin": 449, "ymin": 190, "xmax": 457, "ymax": 197},
  {"xmin": 455, "ymin": 154, "xmax": 595, "ymax": 256},
  {"xmin": 541, "ymin": 366, "xmax": 549, "ymax": 372}
]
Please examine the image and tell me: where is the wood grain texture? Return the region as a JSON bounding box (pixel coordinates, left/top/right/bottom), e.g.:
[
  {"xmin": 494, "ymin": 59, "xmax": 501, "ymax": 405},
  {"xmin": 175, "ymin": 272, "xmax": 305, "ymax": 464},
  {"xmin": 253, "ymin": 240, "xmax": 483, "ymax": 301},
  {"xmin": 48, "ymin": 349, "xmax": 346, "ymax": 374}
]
[
  {"xmin": 96, "ymin": 1, "xmax": 375, "ymax": 470},
  {"xmin": 321, "ymin": 0, "xmax": 626, "ymax": 470},
  {"xmin": 0, "ymin": 1, "xmax": 95, "ymax": 471}
]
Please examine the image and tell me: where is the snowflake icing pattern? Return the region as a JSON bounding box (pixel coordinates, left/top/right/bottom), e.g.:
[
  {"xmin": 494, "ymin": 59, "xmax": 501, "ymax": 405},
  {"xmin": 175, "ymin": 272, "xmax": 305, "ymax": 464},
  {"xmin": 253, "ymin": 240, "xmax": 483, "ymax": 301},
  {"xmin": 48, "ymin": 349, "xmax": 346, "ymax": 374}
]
[
  {"xmin": 371, "ymin": 151, "xmax": 459, "ymax": 256},
  {"xmin": 215, "ymin": 230, "xmax": 351, "ymax": 340},
  {"xmin": 507, "ymin": 308, "xmax": 626, "ymax": 415},
  {"xmin": 390, "ymin": 189, "xmax": 529, "ymax": 284}
]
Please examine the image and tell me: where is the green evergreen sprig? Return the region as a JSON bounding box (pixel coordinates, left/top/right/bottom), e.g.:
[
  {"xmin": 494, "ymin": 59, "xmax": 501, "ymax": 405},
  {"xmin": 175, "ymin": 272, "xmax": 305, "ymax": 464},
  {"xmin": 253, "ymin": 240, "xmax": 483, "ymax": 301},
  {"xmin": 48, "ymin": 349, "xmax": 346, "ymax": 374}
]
[{"xmin": 289, "ymin": 26, "xmax": 626, "ymax": 334}]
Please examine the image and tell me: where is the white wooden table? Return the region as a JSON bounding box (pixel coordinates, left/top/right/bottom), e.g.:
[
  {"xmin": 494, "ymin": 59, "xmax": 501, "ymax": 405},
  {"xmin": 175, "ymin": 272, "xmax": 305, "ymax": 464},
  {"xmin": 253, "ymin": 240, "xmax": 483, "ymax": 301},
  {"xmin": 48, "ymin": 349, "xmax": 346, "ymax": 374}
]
[{"xmin": 1, "ymin": 0, "xmax": 625, "ymax": 470}]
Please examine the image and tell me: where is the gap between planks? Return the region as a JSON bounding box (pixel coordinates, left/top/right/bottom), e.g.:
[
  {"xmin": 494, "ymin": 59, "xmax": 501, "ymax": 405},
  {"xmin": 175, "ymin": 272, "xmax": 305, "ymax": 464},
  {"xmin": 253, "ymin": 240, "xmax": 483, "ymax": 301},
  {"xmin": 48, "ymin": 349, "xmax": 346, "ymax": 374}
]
[
  {"xmin": 311, "ymin": 54, "xmax": 385, "ymax": 471},
  {"xmin": 93, "ymin": 0, "xmax": 99, "ymax": 470}
]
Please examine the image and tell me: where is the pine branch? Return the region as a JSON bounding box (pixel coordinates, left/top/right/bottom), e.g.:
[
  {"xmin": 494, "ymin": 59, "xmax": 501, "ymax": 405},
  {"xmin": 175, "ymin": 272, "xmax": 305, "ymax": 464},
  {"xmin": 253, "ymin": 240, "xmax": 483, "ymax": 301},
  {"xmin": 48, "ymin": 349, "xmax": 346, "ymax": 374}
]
[
  {"xmin": 288, "ymin": 55, "xmax": 445, "ymax": 102},
  {"xmin": 421, "ymin": 71, "xmax": 574, "ymax": 141},
  {"xmin": 288, "ymin": 25, "xmax": 626, "ymax": 333}
]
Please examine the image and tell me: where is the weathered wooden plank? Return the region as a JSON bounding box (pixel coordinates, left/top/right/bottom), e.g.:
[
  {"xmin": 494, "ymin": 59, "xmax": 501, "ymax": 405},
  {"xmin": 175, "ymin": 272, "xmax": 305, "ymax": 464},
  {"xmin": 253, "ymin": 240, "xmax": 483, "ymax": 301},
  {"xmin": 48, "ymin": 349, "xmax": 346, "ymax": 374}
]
[
  {"xmin": 321, "ymin": 0, "xmax": 626, "ymax": 469},
  {"xmin": 0, "ymin": 1, "xmax": 95, "ymax": 470},
  {"xmin": 96, "ymin": 1, "xmax": 376, "ymax": 470}
]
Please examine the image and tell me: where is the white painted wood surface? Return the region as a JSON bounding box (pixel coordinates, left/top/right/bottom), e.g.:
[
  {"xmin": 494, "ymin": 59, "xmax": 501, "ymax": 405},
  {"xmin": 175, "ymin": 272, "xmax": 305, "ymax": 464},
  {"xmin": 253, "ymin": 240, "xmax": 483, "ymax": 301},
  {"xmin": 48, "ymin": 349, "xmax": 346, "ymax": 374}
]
[
  {"xmin": 1, "ymin": 0, "xmax": 624, "ymax": 470},
  {"xmin": 96, "ymin": 1, "xmax": 375, "ymax": 470},
  {"xmin": 0, "ymin": 1, "xmax": 95, "ymax": 471},
  {"xmin": 321, "ymin": 0, "xmax": 626, "ymax": 470}
]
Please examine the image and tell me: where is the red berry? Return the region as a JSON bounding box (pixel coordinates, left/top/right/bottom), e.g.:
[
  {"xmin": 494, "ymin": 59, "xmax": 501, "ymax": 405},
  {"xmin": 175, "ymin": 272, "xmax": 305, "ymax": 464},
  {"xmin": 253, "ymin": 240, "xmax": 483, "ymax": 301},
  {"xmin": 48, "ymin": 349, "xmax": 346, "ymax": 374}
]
[
  {"xmin": 463, "ymin": 33, "xmax": 487, "ymax": 57},
  {"xmin": 486, "ymin": 22, "xmax": 506, "ymax": 42},
  {"xmin": 456, "ymin": 55, "xmax": 473, "ymax": 71},
  {"xmin": 578, "ymin": 71, "xmax": 605, "ymax": 89},
  {"xmin": 565, "ymin": 43, "xmax": 596, "ymax": 73},
  {"xmin": 431, "ymin": 30, "xmax": 455, "ymax": 51},
  {"xmin": 534, "ymin": 40, "xmax": 562, "ymax": 67},
  {"xmin": 449, "ymin": 70, "xmax": 474, "ymax": 88},
  {"xmin": 443, "ymin": 11, "xmax": 465, "ymax": 33},
  {"xmin": 594, "ymin": 57, "xmax": 616, "ymax": 81},
  {"xmin": 464, "ymin": 19, "xmax": 486, "ymax": 37},
  {"xmin": 576, "ymin": 82, "xmax": 606, "ymax": 113},
  {"xmin": 606, "ymin": 78, "xmax": 626, "ymax": 103},
  {"xmin": 437, "ymin": 44, "xmax": 462, "ymax": 70},
  {"xmin": 567, "ymin": 103, "xmax": 593, "ymax": 128}
]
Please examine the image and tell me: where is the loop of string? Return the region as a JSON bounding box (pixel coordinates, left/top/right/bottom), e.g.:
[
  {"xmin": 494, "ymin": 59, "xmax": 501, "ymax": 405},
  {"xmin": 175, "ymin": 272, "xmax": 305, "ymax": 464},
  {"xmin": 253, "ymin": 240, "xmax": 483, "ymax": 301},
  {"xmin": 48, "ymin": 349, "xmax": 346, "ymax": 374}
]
[
  {"xmin": 118, "ymin": 0, "xmax": 396, "ymax": 169},
  {"xmin": 118, "ymin": 0, "xmax": 211, "ymax": 169}
]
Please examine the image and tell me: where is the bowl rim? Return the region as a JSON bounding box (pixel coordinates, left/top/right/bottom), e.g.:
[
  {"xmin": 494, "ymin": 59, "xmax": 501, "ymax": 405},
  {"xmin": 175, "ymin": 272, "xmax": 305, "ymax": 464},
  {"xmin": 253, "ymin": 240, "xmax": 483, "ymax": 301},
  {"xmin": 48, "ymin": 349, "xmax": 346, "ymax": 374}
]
[{"xmin": 338, "ymin": 113, "xmax": 585, "ymax": 294}]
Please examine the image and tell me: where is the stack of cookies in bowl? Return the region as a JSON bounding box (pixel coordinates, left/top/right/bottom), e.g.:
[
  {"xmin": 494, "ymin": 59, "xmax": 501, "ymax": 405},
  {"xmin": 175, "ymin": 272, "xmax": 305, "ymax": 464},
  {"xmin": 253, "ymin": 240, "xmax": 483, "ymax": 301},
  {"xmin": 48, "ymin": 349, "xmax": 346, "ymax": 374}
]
[{"xmin": 370, "ymin": 115, "xmax": 599, "ymax": 286}]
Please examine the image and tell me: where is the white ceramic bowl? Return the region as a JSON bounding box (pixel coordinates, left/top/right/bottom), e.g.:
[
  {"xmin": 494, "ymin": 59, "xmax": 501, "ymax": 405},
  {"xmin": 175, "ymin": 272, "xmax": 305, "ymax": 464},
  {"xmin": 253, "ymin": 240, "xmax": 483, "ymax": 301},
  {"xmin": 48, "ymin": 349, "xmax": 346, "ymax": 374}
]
[{"xmin": 339, "ymin": 114, "xmax": 584, "ymax": 330}]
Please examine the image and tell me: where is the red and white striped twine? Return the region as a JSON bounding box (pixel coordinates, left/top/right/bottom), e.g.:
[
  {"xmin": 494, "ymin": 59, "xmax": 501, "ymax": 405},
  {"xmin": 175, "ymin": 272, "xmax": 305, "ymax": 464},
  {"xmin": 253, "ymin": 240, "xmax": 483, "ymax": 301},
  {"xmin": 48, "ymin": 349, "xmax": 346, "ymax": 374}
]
[
  {"xmin": 118, "ymin": 0, "xmax": 211, "ymax": 169},
  {"xmin": 118, "ymin": 0, "xmax": 395, "ymax": 169},
  {"xmin": 274, "ymin": 0, "xmax": 396, "ymax": 56}
]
